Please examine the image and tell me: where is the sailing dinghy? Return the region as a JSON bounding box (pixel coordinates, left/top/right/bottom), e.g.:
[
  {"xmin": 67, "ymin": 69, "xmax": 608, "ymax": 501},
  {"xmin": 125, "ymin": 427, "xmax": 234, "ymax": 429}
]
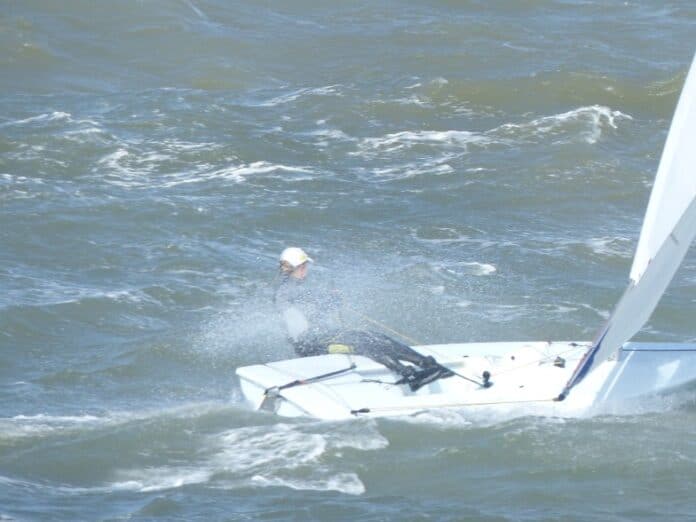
[{"xmin": 236, "ymin": 52, "xmax": 696, "ymax": 420}]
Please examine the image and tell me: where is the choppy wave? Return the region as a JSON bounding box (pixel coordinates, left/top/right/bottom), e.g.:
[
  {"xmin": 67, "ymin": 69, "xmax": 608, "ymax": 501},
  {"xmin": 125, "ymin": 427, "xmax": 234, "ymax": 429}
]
[
  {"xmin": 585, "ymin": 236, "xmax": 634, "ymax": 258},
  {"xmin": 252, "ymin": 85, "xmax": 344, "ymax": 108},
  {"xmin": 0, "ymin": 173, "xmax": 49, "ymax": 202},
  {"xmin": 360, "ymin": 129, "xmax": 492, "ymax": 154},
  {"xmin": 0, "ymin": 111, "xmax": 72, "ymax": 128},
  {"xmin": 1, "ymin": 409, "xmax": 389, "ymax": 495},
  {"xmin": 0, "ymin": 282, "xmax": 162, "ymax": 310},
  {"xmin": 360, "ymin": 105, "xmax": 630, "ymax": 157},
  {"xmin": 2, "ymin": 413, "xmax": 387, "ymax": 495},
  {"xmin": 0, "ymin": 111, "xmax": 103, "ymax": 133},
  {"xmin": 430, "ymin": 260, "xmax": 497, "ymax": 278},
  {"xmin": 0, "ymin": 403, "xmax": 230, "ymax": 442},
  {"xmin": 496, "ymin": 105, "xmax": 632, "ymax": 144},
  {"xmin": 102, "ymin": 157, "xmax": 312, "ymax": 188},
  {"xmin": 2, "ymin": 0, "xmax": 695, "ymax": 517},
  {"xmin": 368, "ymin": 156, "xmax": 456, "ymax": 180},
  {"xmin": 93, "ymin": 421, "xmax": 385, "ymax": 495},
  {"xmin": 96, "ymin": 147, "xmax": 318, "ymax": 188}
]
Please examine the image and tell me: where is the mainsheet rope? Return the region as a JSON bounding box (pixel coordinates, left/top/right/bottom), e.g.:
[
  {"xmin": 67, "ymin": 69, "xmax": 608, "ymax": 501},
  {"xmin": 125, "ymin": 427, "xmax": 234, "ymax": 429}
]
[
  {"xmin": 343, "ymin": 307, "xmax": 423, "ymax": 346},
  {"xmin": 345, "ymin": 307, "xmax": 587, "ymax": 381}
]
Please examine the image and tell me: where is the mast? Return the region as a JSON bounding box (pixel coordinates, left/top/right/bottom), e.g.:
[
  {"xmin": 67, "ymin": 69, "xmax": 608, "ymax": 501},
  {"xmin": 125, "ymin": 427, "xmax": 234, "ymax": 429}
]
[{"xmin": 559, "ymin": 52, "xmax": 696, "ymax": 400}]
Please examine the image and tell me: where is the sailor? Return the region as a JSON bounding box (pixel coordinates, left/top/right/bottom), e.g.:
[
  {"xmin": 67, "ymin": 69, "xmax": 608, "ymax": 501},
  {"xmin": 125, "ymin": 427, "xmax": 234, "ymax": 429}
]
[
  {"xmin": 274, "ymin": 247, "xmax": 454, "ymax": 390},
  {"xmin": 274, "ymin": 247, "xmax": 343, "ymax": 356}
]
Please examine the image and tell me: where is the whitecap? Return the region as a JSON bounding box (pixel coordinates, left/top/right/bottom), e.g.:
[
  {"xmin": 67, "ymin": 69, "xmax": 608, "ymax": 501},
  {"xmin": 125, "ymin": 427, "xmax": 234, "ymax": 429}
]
[
  {"xmin": 250, "ymin": 473, "xmax": 365, "ymax": 496},
  {"xmin": 256, "ymin": 85, "xmax": 342, "ymax": 107},
  {"xmin": 0, "ymin": 403, "xmax": 231, "ymax": 441},
  {"xmin": 204, "ymin": 422, "xmax": 381, "ymax": 494},
  {"xmin": 213, "ymin": 424, "xmax": 328, "ymax": 472},
  {"xmin": 0, "ymin": 283, "xmax": 160, "ymax": 310},
  {"xmin": 372, "ymin": 161, "xmax": 454, "ymax": 181},
  {"xmin": 98, "ymin": 148, "xmax": 132, "ymax": 168},
  {"xmin": 111, "ymin": 468, "xmax": 212, "ymax": 493},
  {"xmin": 0, "ymin": 111, "xmax": 71, "ymax": 128},
  {"xmin": 308, "ymin": 128, "xmax": 353, "ymax": 141},
  {"xmin": 0, "ymin": 413, "xmax": 111, "ymax": 440},
  {"xmin": 63, "ymin": 127, "xmax": 104, "ymax": 137},
  {"xmin": 105, "ymin": 421, "xmax": 384, "ymax": 495},
  {"xmin": 461, "ymin": 262, "xmax": 497, "ymax": 276},
  {"xmin": 431, "ymin": 261, "xmax": 497, "ymax": 278},
  {"xmin": 11, "ymin": 414, "xmax": 102, "ymax": 423},
  {"xmin": 160, "ymin": 139, "xmax": 220, "ymax": 152},
  {"xmin": 360, "ymin": 129, "xmax": 491, "ymax": 153},
  {"xmin": 205, "ymin": 162, "xmax": 316, "ymax": 185},
  {"xmin": 97, "ymin": 151, "xmax": 316, "ymax": 188},
  {"xmin": 355, "ymin": 105, "xmax": 630, "ymax": 161},
  {"xmin": 585, "ymin": 236, "xmax": 633, "ymax": 258},
  {"xmin": 495, "ymin": 105, "xmax": 632, "ymax": 145},
  {"xmin": 375, "ymin": 95, "xmax": 431, "ymax": 107}
]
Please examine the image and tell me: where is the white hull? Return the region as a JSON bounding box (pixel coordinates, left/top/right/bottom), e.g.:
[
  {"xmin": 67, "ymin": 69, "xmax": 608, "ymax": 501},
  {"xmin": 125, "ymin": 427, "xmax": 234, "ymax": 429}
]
[{"xmin": 235, "ymin": 341, "xmax": 696, "ymax": 420}]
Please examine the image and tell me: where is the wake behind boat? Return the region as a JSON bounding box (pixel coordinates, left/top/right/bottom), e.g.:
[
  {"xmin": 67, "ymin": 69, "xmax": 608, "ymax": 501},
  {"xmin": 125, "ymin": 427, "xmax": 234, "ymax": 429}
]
[{"xmin": 236, "ymin": 51, "xmax": 696, "ymax": 420}]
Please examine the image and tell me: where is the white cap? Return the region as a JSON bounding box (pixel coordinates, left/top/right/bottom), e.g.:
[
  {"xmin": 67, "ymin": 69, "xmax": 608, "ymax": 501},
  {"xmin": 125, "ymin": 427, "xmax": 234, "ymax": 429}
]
[{"xmin": 280, "ymin": 247, "xmax": 313, "ymax": 268}]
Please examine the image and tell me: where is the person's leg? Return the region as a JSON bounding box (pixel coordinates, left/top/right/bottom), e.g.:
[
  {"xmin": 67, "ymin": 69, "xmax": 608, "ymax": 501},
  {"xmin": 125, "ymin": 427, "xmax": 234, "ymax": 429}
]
[{"xmin": 318, "ymin": 329, "xmax": 453, "ymax": 390}]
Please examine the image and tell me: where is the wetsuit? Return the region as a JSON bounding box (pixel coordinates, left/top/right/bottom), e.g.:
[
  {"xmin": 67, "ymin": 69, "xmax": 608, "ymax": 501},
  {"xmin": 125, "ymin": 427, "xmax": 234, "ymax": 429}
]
[
  {"xmin": 274, "ymin": 276, "xmax": 453, "ymax": 390},
  {"xmin": 273, "ymin": 275, "xmax": 343, "ymax": 356}
]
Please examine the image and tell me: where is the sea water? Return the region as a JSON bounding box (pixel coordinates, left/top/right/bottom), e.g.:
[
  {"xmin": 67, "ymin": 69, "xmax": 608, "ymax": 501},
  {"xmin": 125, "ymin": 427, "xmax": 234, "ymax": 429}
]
[{"xmin": 2, "ymin": 1, "xmax": 696, "ymax": 520}]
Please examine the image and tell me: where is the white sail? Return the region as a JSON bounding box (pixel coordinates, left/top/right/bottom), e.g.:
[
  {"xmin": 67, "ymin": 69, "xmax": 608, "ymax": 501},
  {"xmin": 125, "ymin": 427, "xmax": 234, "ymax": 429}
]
[
  {"xmin": 631, "ymin": 54, "xmax": 696, "ymax": 282},
  {"xmin": 561, "ymin": 52, "xmax": 696, "ymax": 397}
]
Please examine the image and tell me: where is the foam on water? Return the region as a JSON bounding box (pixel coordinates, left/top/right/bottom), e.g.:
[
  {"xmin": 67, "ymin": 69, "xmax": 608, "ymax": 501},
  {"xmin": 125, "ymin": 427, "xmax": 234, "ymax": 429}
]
[
  {"xmin": 97, "ymin": 148, "xmax": 318, "ymax": 188},
  {"xmin": 253, "ymin": 85, "xmax": 344, "ymax": 108},
  {"xmin": 585, "ymin": 236, "xmax": 634, "ymax": 258},
  {"xmin": 352, "ymin": 105, "xmax": 633, "ymax": 177},
  {"xmin": 158, "ymin": 139, "xmax": 220, "ymax": 153},
  {"xmin": 0, "ymin": 415, "xmax": 104, "ymax": 440},
  {"xmin": 460, "ymin": 262, "xmax": 497, "ymax": 276},
  {"xmin": 250, "ymin": 473, "xmax": 365, "ymax": 496},
  {"xmin": 360, "ymin": 129, "xmax": 491, "ymax": 154},
  {"xmin": 0, "ymin": 283, "xmax": 159, "ymax": 310},
  {"xmin": 375, "ymin": 94, "xmax": 432, "ymax": 107},
  {"xmin": 62, "ymin": 127, "xmax": 105, "ymax": 138},
  {"xmin": 0, "ymin": 402, "xmax": 231, "ymax": 442},
  {"xmin": 208, "ymin": 162, "xmax": 317, "ymax": 184},
  {"xmin": 2, "ymin": 1, "xmax": 695, "ymax": 518},
  {"xmin": 394, "ymin": 409, "xmax": 476, "ymax": 429},
  {"xmin": 430, "ymin": 260, "xmax": 497, "ymax": 278},
  {"xmin": 306, "ymin": 128, "xmax": 355, "ymax": 148},
  {"xmin": 410, "ymin": 225, "xmax": 493, "ymax": 246},
  {"xmin": 496, "ymin": 105, "xmax": 632, "ymax": 144},
  {"xmin": 110, "ymin": 468, "xmax": 213, "ymax": 493},
  {"xmin": 101, "ymin": 421, "xmax": 386, "ymax": 496},
  {"xmin": 0, "ymin": 111, "xmax": 72, "ymax": 128},
  {"xmin": 369, "ymin": 156, "xmax": 456, "ymax": 180}
]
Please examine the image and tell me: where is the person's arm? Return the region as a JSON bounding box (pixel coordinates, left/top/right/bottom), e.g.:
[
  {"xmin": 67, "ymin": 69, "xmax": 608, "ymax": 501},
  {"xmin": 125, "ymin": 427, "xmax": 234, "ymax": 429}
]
[{"xmin": 282, "ymin": 306, "xmax": 309, "ymax": 341}]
